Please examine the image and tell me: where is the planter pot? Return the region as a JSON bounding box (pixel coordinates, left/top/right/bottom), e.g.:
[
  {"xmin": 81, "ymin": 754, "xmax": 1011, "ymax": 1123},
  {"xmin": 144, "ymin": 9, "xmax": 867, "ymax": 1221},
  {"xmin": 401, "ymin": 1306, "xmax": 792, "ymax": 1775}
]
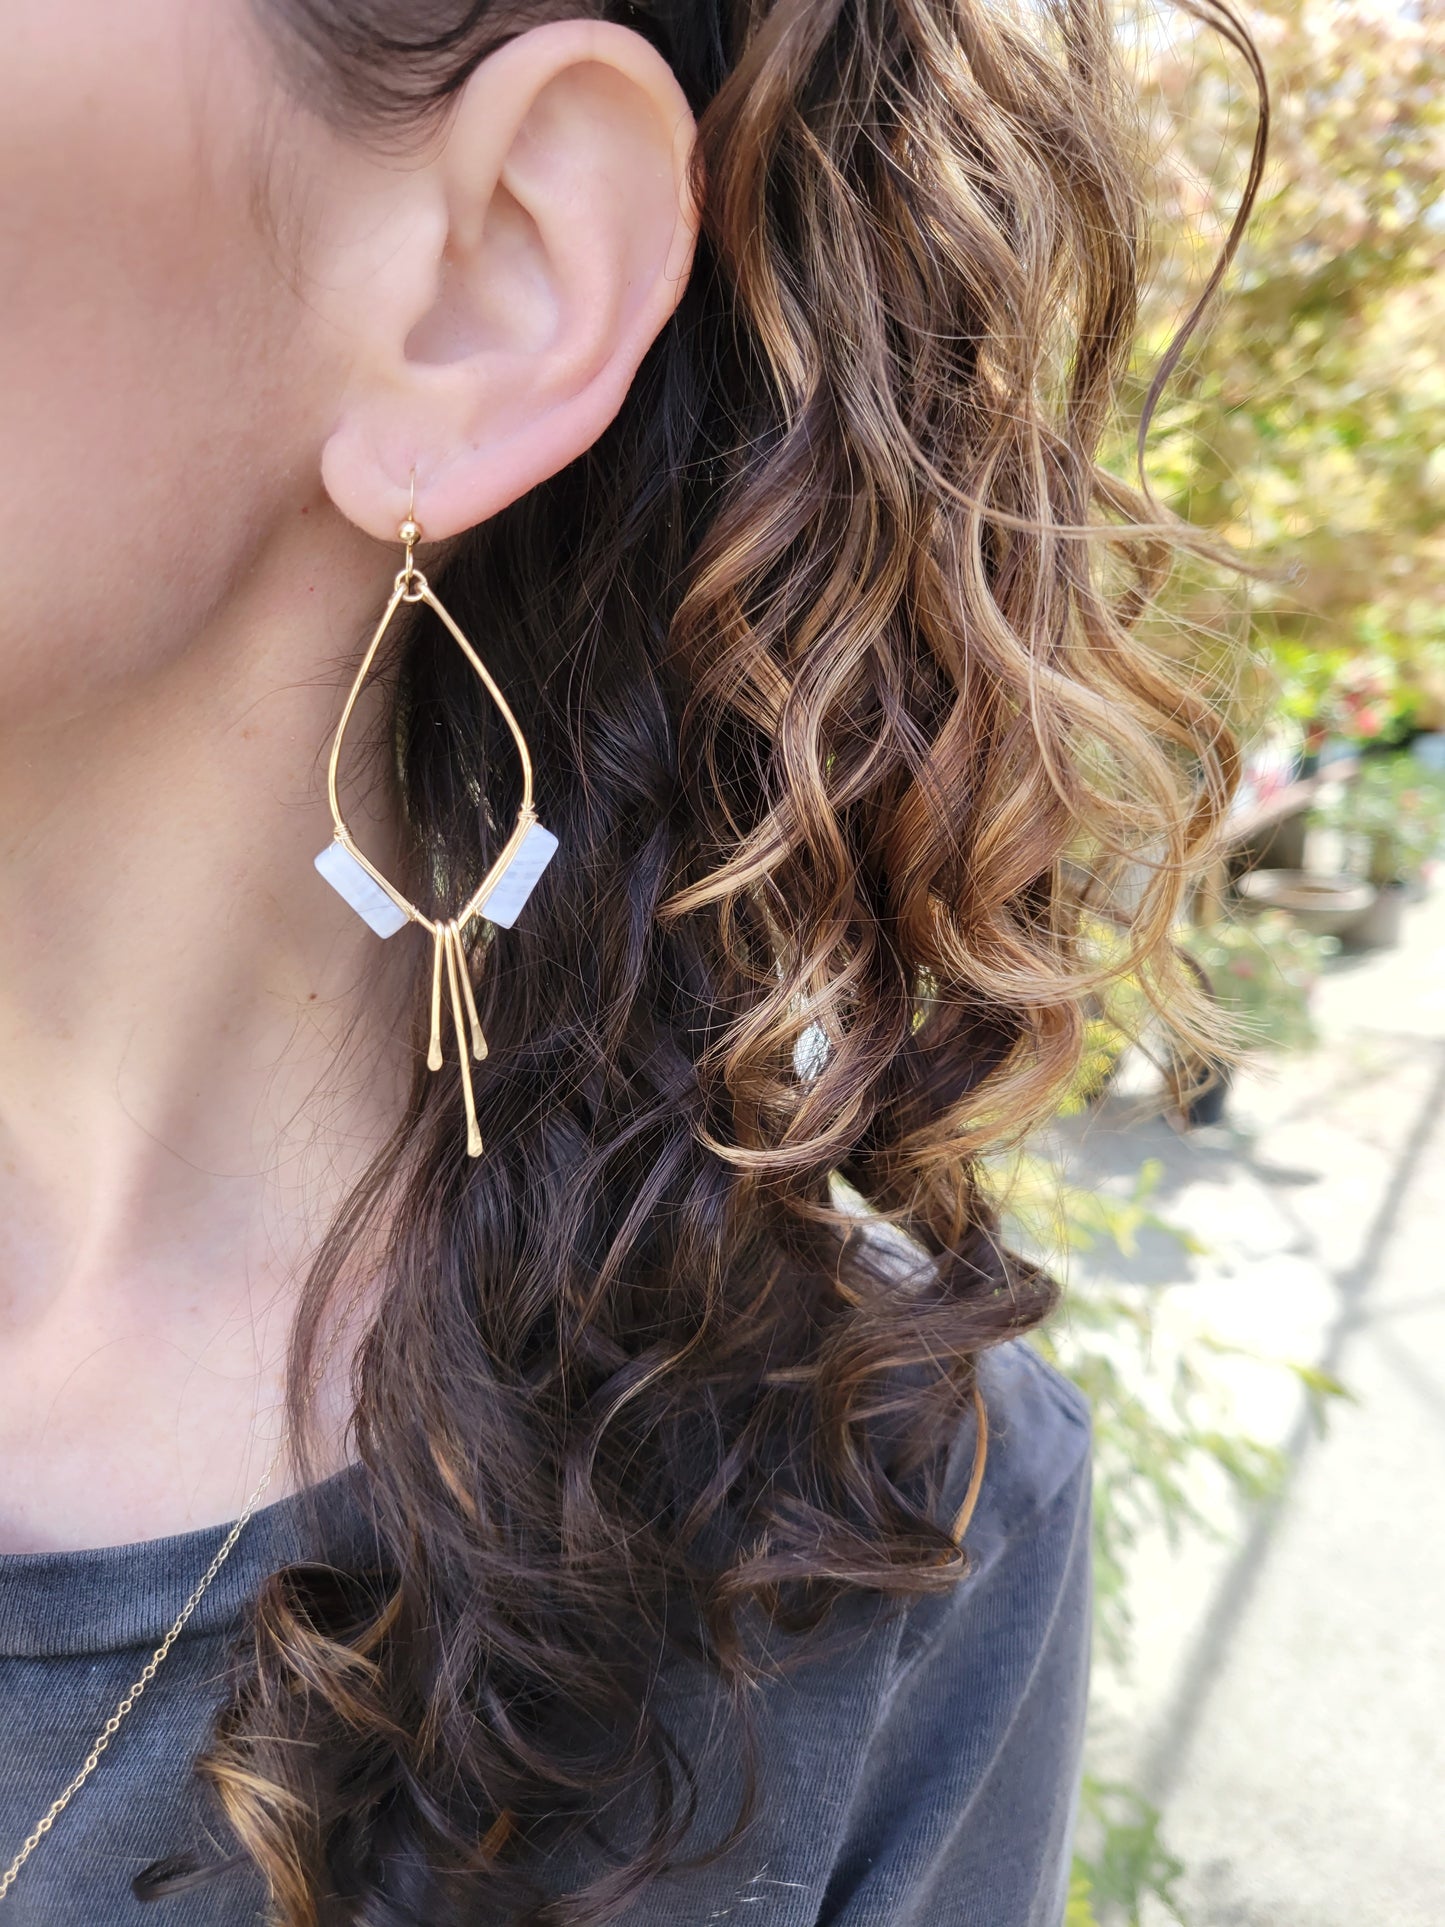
[
  {"xmin": 1235, "ymin": 869, "xmax": 1375, "ymax": 940},
  {"xmin": 1343, "ymin": 878, "xmax": 1408, "ymax": 951},
  {"xmin": 1172, "ymin": 1055, "xmax": 1232, "ymax": 1129}
]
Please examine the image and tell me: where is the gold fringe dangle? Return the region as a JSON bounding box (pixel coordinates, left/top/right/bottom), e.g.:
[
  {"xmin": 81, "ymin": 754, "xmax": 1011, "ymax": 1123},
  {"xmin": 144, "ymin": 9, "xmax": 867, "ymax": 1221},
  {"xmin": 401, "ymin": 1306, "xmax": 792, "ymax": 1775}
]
[
  {"xmin": 442, "ymin": 920, "xmax": 483, "ymax": 1157},
  {"xmin": 453, "ymin": 920, "xmax": 488, "ymax": 1063},
  {"xmin": 428, "ymin": 924, "xmax": 447, "ymax": 1073}
]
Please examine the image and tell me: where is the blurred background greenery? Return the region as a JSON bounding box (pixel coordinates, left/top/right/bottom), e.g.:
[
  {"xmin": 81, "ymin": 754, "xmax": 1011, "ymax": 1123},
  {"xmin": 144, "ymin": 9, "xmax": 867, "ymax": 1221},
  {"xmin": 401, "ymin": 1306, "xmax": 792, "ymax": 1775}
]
[
  {"xmin": 1016, "ymin": 5, "xmax": 1445, "ymax": 1919},
  {"xmin": 1132, "ymin": 0, "xmax": 1445, "ymax": 748}
]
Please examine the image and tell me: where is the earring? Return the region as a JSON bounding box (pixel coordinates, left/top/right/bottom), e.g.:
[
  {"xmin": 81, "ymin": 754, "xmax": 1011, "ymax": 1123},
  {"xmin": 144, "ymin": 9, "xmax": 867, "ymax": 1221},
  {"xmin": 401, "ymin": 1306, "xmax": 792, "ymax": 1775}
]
[{"xmin": 314, "ymin": 479, "xmax": 558, "ymax": 1156}]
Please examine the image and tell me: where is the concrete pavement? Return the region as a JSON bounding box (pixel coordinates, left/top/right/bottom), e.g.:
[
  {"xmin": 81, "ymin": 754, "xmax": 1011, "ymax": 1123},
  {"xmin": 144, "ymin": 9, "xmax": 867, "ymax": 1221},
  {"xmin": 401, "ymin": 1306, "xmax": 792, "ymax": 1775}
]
[{"xmin": 1050, "ymin": 882, "xmax": 1445, "ymax": 1925}]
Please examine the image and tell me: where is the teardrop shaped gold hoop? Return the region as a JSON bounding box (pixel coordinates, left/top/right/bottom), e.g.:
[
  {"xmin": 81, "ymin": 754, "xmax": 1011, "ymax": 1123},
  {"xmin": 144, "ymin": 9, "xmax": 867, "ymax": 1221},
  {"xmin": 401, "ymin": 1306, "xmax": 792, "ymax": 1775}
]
[{"xmin": 314, "ymin": 482, "xmax": 558, "ymax": 1157}]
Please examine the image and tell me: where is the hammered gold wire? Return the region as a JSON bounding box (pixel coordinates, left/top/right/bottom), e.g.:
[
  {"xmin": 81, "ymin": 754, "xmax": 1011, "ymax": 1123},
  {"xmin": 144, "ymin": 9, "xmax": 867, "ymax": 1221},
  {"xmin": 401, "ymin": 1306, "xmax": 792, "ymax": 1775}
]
[
  {"xmin": 322, "ymin": 553, "xmax": 539, "ymax": 937},
  {"xmin": 322, "ymin": 493, "xmax": 538, "ymax": 1156},
  {"xmin": 427, "ymin": 924, "xmax": 446, "ymax": 1073},
  {"xmin": 442, "ymin": 922, "xmax": 483, "ymax": 1156},
  {"xmin": 452, "ymin": 921, "xmax": 488, "ymax": 1062}
]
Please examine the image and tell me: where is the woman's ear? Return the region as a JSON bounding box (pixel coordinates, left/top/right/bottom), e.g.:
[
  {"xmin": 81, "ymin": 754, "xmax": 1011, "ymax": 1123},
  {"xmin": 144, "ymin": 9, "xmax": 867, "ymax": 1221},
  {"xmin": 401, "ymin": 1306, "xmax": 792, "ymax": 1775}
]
[{"xmin": 315, "ymin": 18, "xmax": 700, "ymax": 542}]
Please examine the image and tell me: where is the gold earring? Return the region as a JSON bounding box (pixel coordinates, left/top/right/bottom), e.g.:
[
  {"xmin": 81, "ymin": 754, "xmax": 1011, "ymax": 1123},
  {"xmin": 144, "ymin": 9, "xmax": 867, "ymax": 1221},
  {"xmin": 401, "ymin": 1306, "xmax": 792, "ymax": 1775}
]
[{"xmin": 314, "ymin": 478, "xmax": 557, "ymax": 1156}]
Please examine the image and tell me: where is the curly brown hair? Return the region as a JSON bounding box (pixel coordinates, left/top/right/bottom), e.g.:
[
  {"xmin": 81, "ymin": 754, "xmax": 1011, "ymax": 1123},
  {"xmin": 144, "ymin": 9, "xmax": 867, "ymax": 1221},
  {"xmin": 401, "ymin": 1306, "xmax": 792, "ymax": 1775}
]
[{"xmin": 138, "ymin": 1, "xmax": 1266, "ymax": 1920}]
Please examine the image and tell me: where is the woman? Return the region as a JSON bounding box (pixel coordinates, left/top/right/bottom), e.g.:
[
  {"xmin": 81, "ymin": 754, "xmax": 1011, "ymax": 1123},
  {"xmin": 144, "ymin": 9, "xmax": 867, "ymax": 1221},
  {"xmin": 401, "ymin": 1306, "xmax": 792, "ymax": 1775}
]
[{"xmin": 0, "ymin": 0, "xmax": 1258, "ymax": 1921}]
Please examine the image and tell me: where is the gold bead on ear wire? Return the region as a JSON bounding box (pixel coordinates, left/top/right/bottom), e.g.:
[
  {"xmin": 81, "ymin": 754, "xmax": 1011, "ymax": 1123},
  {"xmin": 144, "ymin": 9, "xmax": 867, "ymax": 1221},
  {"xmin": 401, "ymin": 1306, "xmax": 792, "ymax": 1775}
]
[{"xmin": 315, "ymin": 472, "xmax": 557, "ymax": 1156}]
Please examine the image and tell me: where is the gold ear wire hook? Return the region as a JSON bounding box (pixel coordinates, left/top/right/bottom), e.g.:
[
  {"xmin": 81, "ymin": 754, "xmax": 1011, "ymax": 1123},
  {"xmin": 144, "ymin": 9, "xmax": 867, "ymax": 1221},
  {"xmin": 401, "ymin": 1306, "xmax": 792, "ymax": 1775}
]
[{"xmin": 399, "ymin": 467, "xmax": 421, "ymax": 583}]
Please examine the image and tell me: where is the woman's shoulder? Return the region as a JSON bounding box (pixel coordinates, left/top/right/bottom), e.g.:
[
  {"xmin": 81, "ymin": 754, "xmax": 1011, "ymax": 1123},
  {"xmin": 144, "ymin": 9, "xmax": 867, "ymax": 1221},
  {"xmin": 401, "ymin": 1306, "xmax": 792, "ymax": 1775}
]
[
  {"xmin": 795, "ymin": 1338, "xmax": 1092, "ymax": 1923},
  {"xmin": 622, "ymin": 1337, "xmax": 1093, "ymax": 1923},
  {"xmin": 846, "ymin": 1214, "xmax": 1092, "ymax": 1601},
  {"xmin": 959, "ymin": 1337, "xmax": 1092, "ymax": 1566},
  {"xmin": 716, "ymin": 1326, "xmax": 1094, "ymax": 1779},
  {"xmin": 872, "ymin": 1332, "xmax": 1091, "ymax": 1680}
]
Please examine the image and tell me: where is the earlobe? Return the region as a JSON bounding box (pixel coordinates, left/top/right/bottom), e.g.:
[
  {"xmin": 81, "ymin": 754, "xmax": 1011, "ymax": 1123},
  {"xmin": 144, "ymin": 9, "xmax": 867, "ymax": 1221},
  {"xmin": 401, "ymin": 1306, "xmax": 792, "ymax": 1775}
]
[{"xmin": 318, "ymin": 18, "xmax": 700, "ymax": 545}]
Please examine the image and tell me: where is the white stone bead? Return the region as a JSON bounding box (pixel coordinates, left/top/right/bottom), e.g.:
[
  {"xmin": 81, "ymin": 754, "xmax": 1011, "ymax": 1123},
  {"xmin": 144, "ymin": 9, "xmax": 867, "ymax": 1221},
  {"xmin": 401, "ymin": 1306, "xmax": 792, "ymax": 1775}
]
[
  {"xmin": 314, "ymin": 840, "xmax": 411, "ymax": 938},
  {"xmin": 479, "ymin": 820, "xmax": 559, "ymax": 928}
]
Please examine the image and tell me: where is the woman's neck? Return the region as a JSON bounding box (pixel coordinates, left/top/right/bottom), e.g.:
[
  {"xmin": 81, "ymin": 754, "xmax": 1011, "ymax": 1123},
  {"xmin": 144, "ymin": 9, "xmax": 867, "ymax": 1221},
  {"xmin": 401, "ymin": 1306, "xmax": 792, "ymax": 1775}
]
[{"xmin": 0, "ymin": 517, "xmax": 412, "ymax": 1552}]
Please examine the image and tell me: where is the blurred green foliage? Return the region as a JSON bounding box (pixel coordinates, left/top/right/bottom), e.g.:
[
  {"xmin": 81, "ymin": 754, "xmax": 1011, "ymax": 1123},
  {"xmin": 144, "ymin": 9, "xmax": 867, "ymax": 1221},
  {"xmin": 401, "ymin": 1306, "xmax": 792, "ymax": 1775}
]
[
  {"xmin": 1071, "ymin": 1780, "xmax": 1189, "ymax": 1927},
  {"xmin": 1013, "ymin": 5, "xmax": 1433, "ymax": 1916},
  {"xmin": 1308, "ymin": 748, "xmax": 1445, "ymax": 884},
  {"xmin": 1177, "ymin": 908, "xmax": 1332, "ymax": 1051},
  {"xmin": 869, "ymin": 18, "xmax": 1434, "ymax": 1920},
  {"xmin": 1004, "ymin": 1155, "xmax": 1278, "ymax": 1668},
  {"xmin": 1117, "ymin": 0, "xmax": 1445, "ymax": 740},
  {"xmin": 1005, "ymin": 1145, "xmax": 1347, "ymax": 1924}
]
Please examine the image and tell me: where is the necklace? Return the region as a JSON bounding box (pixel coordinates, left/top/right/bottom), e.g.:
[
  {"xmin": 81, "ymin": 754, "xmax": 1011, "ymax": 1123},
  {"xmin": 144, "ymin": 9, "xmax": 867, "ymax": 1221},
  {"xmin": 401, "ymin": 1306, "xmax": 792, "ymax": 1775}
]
[{"xmin": 0, "ymin": 1437, "xmax": 288, "ymax": 1904}]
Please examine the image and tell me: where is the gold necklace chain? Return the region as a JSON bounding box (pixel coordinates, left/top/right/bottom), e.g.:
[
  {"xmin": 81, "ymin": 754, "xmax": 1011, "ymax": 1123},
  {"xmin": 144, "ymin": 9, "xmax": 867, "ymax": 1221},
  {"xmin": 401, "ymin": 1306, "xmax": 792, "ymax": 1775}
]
[{"xmin": 0, "ymin": 1437, "xmax": 288, "ymax": 1904}]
